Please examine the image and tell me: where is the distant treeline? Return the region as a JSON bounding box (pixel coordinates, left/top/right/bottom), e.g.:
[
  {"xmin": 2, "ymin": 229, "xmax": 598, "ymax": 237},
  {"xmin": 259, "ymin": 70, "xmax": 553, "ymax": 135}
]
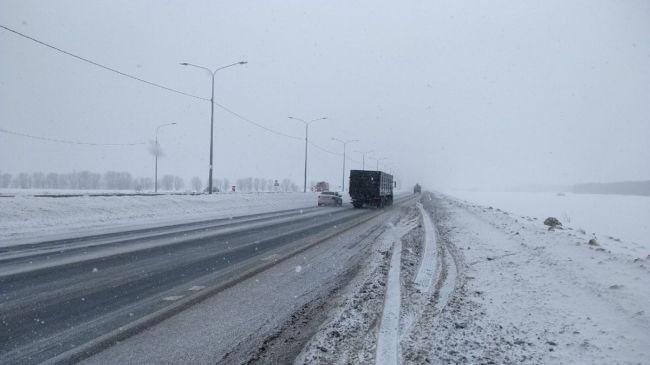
[
  {"xmin": 0, "ymin": 171, "xmax": 179, "ymax": 191},
  {"xmin": 0, "ymin": 171, "xmax": 301, "ymax": 193},
  {"xmin": 572, "ymin": 181, "xmax": 650, "ymax": 196}
]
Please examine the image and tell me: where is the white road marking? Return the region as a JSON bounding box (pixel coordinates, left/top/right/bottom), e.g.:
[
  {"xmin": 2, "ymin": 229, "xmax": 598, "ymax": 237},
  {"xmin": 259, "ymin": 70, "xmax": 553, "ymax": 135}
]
[
  {"xmin": 261, "ymin": 254, "xmax": 281, "ymax": 261},
  {"xmin": 188, "ymin": 286, "xmax": 205, "ymax": 291},
  {"xmin": 162, "ymin": 295, "xmax": 184, "ymax": 301}
]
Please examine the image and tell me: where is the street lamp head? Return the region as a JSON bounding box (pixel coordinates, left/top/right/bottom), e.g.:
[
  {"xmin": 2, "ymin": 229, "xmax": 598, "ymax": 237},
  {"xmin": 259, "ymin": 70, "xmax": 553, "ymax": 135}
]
[
  {"xmin": 333, "ymin": 137, "xmax": 358, "ymax": 144},
  {"xmin": 171, "ymin": 122, "xmax": 177, "ymax": 125},
  {"xmin": 179, "ymin": 62, "xmax": 189, "ymax": 66},
  {"xmin": 239, "ymin": 61, "xmax": 248, "ymax": 65},
  {"xmin": 289, "ymin": 116, "xmax": 326, "ymax": 126}
]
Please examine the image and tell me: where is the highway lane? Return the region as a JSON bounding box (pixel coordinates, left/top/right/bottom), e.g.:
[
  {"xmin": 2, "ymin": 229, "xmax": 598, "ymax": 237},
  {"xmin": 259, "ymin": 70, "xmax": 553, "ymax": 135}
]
[
  {"xmin": 0, "ymin": 205, "xmax": 327, "ymax": 273},
  {"xmin": 0, "ymin": 195, "xmax": 414, "ymax": 364}
]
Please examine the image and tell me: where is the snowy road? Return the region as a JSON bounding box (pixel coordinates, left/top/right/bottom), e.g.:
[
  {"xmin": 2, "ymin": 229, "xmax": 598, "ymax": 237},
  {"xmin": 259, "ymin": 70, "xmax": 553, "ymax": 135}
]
[
  {"xmin": 1, "ymin": 205, "xmax": 327, "ymax": 276},
  {"xmin": 0, "ymin": 195, "xmax": 415, "ymax": 364},
  {"xmin": 3, "ymin": 191, "xmax": 646, "ymax": 364}
]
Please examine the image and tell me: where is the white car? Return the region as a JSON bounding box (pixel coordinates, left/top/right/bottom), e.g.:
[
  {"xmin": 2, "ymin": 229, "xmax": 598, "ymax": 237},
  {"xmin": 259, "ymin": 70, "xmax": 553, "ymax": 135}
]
[{"xmin": 317, "ymin": 191, "xmax": 343, "ymax": 206}]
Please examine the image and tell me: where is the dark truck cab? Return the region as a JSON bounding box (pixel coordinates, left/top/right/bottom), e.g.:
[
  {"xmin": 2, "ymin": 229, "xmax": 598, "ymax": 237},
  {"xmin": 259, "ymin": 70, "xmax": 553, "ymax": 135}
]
[{"xmin": 349, "ymin": 170, "xmax": 394, "ymax": 208}]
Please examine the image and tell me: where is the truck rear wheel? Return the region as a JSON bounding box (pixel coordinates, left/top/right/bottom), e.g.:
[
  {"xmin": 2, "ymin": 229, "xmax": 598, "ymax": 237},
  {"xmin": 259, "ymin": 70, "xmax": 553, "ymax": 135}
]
[{"xmin": 352, "ymin": 201, "xmax": 363, "ymax": 209}]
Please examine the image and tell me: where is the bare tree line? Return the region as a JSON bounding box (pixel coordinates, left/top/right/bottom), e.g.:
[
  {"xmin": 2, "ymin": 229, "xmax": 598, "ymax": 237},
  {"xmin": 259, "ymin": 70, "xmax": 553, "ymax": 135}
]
[
  {"xmin": 232, "ymin": 177, "xmax": 299, "ymax": 193},
  {"xmin": 203, "ymin": 177, "xmax": 300, "ymax": 192},
  {"xmin": 0, "ymin": 171, "xmax": 301, "ymax": 193},
  {"xmin": 0, "ymin": 171, "xmax": 169, "ymax": 191}
]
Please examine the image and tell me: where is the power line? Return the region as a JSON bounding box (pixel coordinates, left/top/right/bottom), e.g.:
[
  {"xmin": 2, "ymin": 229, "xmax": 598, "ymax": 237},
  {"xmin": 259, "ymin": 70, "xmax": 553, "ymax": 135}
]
[
  {"xmin": 212, "ymin": 102, "xmax": 355, "ymax": 158},
  {"xmin": 308, "ymin": 142, "xmax": 366, "ymax": 163},
  {"xmin": 348, "ymin": 157, "xmax": 362, "ymax": 164},
  {"xmin": 0, "ymin": 24, "xmax": 207, "ymax": 101},
  {"xmin": 212, "ymin": 101, "xmax": 302, "ymax": 140},
  {"xmin": 1, "ymin": 24, "xmax": 371, "ymax": 158},
  {"xmin": 0, "ymin": 127, "xmax": 146, "ymax": 146},
  {"xmin": 0, "ymin": 24, "xmax": 306, "ymax": 142},
  {"xmin": 308, "ymin": 141, "xmax": 342, "ymax": 156},
  {"xmin": 308, "ymin": 140, "xmax": 368, "ymax": 163}
]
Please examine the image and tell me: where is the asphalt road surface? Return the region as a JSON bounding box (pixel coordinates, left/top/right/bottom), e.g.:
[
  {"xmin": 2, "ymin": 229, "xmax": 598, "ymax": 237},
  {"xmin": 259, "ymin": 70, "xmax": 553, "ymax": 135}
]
[{"xmin": 0, "ymin": 195, "xmax": 414, "ymax": 364}]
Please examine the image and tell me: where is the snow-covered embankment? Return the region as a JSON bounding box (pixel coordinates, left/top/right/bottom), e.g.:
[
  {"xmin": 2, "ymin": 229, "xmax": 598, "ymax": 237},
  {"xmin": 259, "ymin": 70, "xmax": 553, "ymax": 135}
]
[{"xmin": 0, "ymin": 192, "xmax": 318, "ymax": 245}]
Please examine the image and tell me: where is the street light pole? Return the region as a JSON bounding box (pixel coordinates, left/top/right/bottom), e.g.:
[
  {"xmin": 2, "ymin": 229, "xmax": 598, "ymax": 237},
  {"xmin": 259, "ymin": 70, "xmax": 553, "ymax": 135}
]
[
  {"xmin": 288, "ymin": 116, "xmax": 327, "ymax": 192},
  {"xmin": 332, "ymin": 138, "xmax": 359, "ymax": 192},
  {"xmin": 376, "ymin": 157, "xmax": 388, "ymax": 170},
  {"xmin": 180, "ymin": 61, "xmax": 247, "ymax": 194},
  {"xmin": 154, "ymin": 122, "xmax": 176, "ymax": 192},
  {"xmin": 304, "ymin": 123, "xmax": 308, "ymax": 192},
  {"xmin": 370, "ymin": 156, "xmax": 388, "ymax": 171},
  {"xmin": 354, "ymin": 149, "xmax": 373, "ymax": 170}
]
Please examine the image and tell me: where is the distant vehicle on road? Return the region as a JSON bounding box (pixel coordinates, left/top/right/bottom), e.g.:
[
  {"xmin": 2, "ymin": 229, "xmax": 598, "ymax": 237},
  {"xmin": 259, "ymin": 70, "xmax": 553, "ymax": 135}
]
[
  {"xmin": 413, "ymin": 183, "xmax": 421, "ymax": 194},
  {"xmin": 349, "ymin": 170, "xmax": 393, "ymax": 208},
  {"xmin": 318, "ymin": 191, "xmax": 343, "ymax": 206},
  {"xmin": 315, "ymin": 181, "xmax": 330, "ymax": 192}
]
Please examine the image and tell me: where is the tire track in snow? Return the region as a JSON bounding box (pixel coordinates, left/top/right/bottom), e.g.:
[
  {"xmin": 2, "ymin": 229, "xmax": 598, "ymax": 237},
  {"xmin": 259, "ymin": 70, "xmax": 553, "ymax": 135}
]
[
  {"xmin": 418, "ymin": 197, "xmax": 459, "ymax": 313},
  {"xmin": 400, "ymin": 193, "xmax": 462, "ymax": 363},
  {"xmin": 413, "ymin": 202, "xmax": 438, "ymax": 294},
  {"xmin": 375, "ymin": 218, "xmax": 418, "ymax": 365},
  {"xmin": 375, "ymin": 224, "xmax": 403, "ymax": 365}
]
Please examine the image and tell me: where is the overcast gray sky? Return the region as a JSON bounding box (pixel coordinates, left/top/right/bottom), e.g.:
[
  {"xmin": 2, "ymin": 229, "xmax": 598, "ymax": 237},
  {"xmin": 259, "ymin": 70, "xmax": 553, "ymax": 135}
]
[{"xmin": 1, "ymin": 0, "xmax": 649, "ymax": 191}]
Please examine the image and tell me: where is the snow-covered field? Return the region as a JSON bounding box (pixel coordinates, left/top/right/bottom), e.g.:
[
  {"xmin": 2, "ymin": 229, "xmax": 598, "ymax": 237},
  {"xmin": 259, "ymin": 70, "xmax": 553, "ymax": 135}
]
[
  {"xmin": 435, "ymin": 193, "xmax": 650, "ymax": 364},
  {"xmin": 446, "ymin": 190, "xmax": 650, "ymax": 255},
  {"xmin": 0, "ymin": 192, "xmax": 319, "ymax": 245}
]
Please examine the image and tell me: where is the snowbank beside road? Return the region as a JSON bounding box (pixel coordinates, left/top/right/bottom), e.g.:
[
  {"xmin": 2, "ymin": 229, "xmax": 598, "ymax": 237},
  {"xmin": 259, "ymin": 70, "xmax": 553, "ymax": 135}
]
[
  {"xmin": 436, "ymin": 194, "xmax": 650, "ymax": 364},
  {"xmin": 0, "ymin": 192, "xmax": 318, "ymax": 245},
  {"xmin": 446, "ymin": 190, "xmax": 650, "ymax": 254}
]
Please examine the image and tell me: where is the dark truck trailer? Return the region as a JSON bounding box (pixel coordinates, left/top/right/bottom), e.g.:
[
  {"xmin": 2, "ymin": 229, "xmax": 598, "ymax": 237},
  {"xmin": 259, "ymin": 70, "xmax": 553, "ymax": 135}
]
[{"xmin": 349, "ymin": 170, "xmax": 393, "ymax": 208}]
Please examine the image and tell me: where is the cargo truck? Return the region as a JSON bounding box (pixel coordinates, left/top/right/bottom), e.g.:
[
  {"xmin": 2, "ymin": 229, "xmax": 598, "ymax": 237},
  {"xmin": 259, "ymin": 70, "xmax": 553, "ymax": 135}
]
[{"xmin": 349, "ymin": 170, "xmax": 393, "ymax": 208}]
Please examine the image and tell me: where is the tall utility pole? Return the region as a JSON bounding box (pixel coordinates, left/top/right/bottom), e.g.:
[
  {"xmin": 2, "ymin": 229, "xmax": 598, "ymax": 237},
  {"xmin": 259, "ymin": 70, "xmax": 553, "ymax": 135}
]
[
  {"xmin": 332, "ymin": 138, "xmax": 359, "ymax": 192},
  {"xmin": 376, "ymin": 157, "xmax": 383, "ymax": 170},
  {"xmin": 180, "ymin": 61, "xmax": 247, "ymax": 194},
  {"xmin": 371, "ymin": 156, "xmax": 388, "ymax": 171},
  {"xmin": 355, "ymin": 149, "xmax": 373, "ymax": 170},
  {"xmin": 288, "ymin": 116, "xmax": 327, "ymax": 192},
  {"xmin": 154, "ymin": 122, "xmax": 176, "ymax": 192}
]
